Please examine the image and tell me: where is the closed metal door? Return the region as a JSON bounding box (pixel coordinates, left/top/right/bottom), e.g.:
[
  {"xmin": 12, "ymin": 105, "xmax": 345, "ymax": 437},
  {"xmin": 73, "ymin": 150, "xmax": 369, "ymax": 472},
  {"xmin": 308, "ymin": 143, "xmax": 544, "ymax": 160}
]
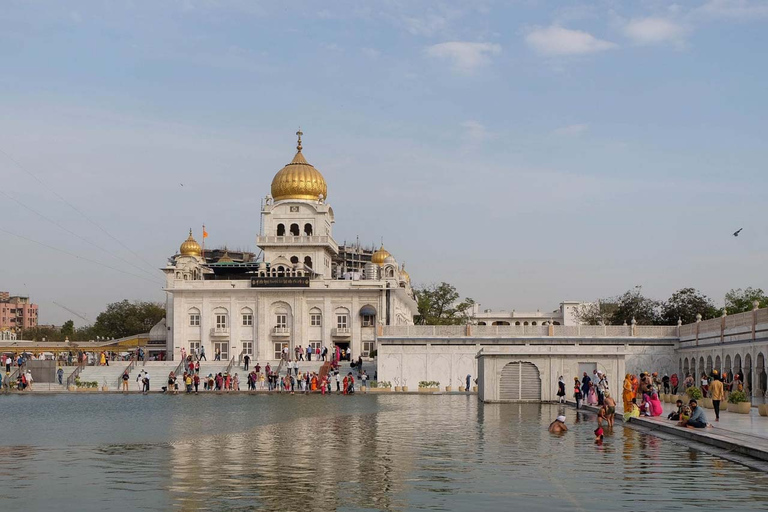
[{"xmin": 499, "ymin": 361, "xmax": 541, "ymax": 402}]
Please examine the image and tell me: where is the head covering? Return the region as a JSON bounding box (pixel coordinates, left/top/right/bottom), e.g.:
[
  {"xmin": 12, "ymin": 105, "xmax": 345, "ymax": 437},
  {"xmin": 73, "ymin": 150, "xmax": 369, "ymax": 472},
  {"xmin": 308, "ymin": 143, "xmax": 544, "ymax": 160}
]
[{"xmin": 556, "ymin": 415, "xmax": 566, "ymax": 423}]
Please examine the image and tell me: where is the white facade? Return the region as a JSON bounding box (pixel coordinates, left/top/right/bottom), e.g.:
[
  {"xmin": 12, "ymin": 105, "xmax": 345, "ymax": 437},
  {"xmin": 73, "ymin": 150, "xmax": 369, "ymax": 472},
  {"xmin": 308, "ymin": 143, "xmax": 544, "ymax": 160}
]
[
  {"xmin": 471, "ymin": 301, "xmax": 582, "ymax": 327},
  {"xmin": 163, "ymin": 137, "xmax": 418, "ymax": 362}
]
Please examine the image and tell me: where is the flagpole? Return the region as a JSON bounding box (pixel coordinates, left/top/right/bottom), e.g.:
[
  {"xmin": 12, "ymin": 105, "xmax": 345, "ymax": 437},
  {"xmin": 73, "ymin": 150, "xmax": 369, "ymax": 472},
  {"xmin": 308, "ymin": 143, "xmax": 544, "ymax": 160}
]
[{"xmin": 202, "ymin": 224, "xmax": 206, "ymax": 264}]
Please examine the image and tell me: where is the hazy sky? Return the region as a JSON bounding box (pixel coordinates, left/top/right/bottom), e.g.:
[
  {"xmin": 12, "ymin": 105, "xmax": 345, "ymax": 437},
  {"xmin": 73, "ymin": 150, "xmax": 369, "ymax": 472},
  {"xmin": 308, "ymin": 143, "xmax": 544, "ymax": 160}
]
[{"xmin": 1, "ymin": 1, "xmax": 767, "ymax": 326}]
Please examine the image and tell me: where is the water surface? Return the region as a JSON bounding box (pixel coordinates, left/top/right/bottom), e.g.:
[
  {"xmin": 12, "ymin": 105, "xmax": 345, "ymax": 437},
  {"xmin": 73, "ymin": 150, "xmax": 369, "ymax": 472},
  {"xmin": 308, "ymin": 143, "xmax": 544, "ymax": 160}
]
[{"xmin": 1, "ymin": 394, "xmax": 766, "ymax": 511}]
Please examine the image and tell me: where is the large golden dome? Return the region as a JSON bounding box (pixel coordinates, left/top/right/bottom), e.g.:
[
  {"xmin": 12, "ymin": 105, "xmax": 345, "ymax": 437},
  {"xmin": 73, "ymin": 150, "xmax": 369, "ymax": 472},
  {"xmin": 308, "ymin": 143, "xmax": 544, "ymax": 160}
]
[
  {"xmin": 371, "ymin": 246, "xmax": 392, "ymax": 266},
  {"xmin": 270, "ymin": 131, "xmax": 328, "ymax": 202},
  {"xmin": 179, "ymin": 229, "xmax": 202, "ymax": 257}
]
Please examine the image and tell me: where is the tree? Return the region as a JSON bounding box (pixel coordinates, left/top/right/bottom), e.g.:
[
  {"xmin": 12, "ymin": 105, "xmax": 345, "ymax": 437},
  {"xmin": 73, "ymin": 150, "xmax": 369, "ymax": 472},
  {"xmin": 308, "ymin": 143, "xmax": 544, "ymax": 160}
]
[
  {"xmin": 61, "ymin": 320, "xmax": 75, "ymax": 337},
  {"xmin": 91, "ymin": 300, "xmax": 165, "ymax": 339},
  {"xmin": 609, "ymin": 287, "xmax": 660, "ymax": 325},
  {"xmin": 573, "ymin": 300, "xmax": 617, "ymax": 325},
  {"xmin": 660, "ymin": 288, "xmax": 720, "ymax": 325},
  {"xmin": 725, "ymin": 287, "xmax": 768, "ymax": 314},
  {"xmin": 414, "ymin": 282, "xmax": 475, "ymax": 325}
]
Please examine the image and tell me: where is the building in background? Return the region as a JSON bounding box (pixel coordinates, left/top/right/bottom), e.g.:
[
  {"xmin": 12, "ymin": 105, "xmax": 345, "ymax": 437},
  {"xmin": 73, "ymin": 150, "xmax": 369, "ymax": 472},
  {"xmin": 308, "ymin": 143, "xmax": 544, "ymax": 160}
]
[
  {"xmin": 471, "ymin": 301, "xmax": 583, "ymax": 326},
  {"xmin": 0, "ymin": 292, "xmax": 39, "ymax": 333},
  {"xmin": 163, "ymin": 132, "xmax": 418, "ymax": 362}
]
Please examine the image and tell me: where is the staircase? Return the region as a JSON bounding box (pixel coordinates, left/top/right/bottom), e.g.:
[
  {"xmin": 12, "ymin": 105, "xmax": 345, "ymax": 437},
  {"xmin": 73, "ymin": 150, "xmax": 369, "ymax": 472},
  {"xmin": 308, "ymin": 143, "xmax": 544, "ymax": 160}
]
[{"xmin": 78, "ymin": 365, "xmax": 130, "ymax": 390}]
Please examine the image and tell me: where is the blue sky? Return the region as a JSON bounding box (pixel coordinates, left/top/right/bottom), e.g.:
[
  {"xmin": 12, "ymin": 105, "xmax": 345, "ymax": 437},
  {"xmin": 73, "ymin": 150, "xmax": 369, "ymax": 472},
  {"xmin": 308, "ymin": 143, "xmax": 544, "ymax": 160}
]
[{"xmin": 1, "ymin": 0, "xmax": 767, "ymax": 325}]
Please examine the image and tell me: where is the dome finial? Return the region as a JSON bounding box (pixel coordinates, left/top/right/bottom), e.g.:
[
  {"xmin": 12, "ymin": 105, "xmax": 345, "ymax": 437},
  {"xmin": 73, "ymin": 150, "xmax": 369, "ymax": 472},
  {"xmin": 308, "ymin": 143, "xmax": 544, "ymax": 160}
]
[{"xmin": 296, "ymin": 127, "xmax": 303, "ymax": 152}]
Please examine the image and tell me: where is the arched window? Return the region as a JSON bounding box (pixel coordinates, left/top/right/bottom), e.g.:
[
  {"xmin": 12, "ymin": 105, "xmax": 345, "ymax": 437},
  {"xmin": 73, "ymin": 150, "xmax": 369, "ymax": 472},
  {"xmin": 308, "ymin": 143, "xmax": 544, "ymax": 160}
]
[
  {"xmin": 304, "ymin": 223, "xmax": 313, "ymax": 235},
  {"xmin": 523, "ymin": 321, "xmax": 529, "ymax": 326},
  {"xmin": 304, "ymin": 256, "xmax": 313, "ymax": 269},
  {"xmin": 515, "ymin": 321, "xmax": 521, "ymax": 326},
  {"xmin": 188, "ymin": 307, "xmax": 201, "ymax": 327},
  {"xmin": 241, "ymin": 307, "xmax": 253, "ymax": 326},
  {"xmin": 531, "ymin": 321, "xmax": 537, "ymax": 326},
  {"xmin": 492, "ymin": 321, "xmax": 510, "ymax": 326},
  {"xmin": 290, "ymin": 256, "xmax": 299, "ymax": 265},
  {"xmin": 277, "ymin": 223, "xmax": 285, "ymax": 236},
  {"xmin": 212, "ymin": 307, "xmax": 228, "ymax": 329},
  {"xmin": 553, "ymin": 321, "xmax": 561, "ymax": 325},
  {"xmin": 290, "ymin": 223, "xmax": 300, "ymax": 236},
  {"xmin": 277, "ymin": 266, "xmax": 285, "ymax": 277},
  {"xmin": 309, "ymin": 308, "xmax": 322, "ymax": 327},
  {"xmin": 477, "ymin": 322, "xmax": 486, "ymax": 326}
]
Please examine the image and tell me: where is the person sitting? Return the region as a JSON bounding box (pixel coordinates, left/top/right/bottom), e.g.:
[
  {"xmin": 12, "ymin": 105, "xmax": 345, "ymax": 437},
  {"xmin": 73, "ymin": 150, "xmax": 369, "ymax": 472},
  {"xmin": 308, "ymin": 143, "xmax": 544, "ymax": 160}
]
[
  {"xmin": 640, "ymin": 393, "xmax": 652, "ymax": 416},
  {"xmin": 548, "ymin": 415, "xmax": 568, "ymax": 433},
  {"xmin": 623, "ymin": 398, "xmax": 641, "ymax": 422},
  {"xmin": 649, "ymin": 391, "xmax": 664, "ymax": 417},
  {"xmin": 668, "ymin": 399, "xmax": 684, "ymax": 421},
  {"xmin": 678, "ymin": 400, "xmax": 709, "ymax": 429}
]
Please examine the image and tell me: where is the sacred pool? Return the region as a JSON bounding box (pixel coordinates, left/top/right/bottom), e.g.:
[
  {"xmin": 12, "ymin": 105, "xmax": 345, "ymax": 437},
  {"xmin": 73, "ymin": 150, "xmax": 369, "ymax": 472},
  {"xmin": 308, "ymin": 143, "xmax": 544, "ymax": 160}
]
[{"xmin": 1, "ymin": 394, "xmax": 766, "ymax": 511}]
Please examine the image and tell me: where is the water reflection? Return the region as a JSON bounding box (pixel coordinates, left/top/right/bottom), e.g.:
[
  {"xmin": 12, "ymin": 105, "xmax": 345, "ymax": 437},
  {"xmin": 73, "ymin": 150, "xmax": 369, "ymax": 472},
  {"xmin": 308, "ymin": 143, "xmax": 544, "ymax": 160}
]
[{"xmin": 1, "ymin": 395, "xmax": 768, "ymax": 511}]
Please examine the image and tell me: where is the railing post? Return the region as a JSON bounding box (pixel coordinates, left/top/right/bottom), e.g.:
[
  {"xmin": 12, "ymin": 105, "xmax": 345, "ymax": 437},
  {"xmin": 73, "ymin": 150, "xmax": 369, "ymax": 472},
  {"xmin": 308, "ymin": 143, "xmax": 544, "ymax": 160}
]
[
  {"xmin": 631, "ymin": 317, "xmax": 636, "ymax": 337},
  {"xmin": 753, "ymin": 300, "xmax": 759, "ymax": 341},
  {"xmin": 720, "ymin": 309, "xmax": 727, "ymax": 344},
  {"xmin": 696, "ymin": 313, "xmax": 701, "ymax": 346}
]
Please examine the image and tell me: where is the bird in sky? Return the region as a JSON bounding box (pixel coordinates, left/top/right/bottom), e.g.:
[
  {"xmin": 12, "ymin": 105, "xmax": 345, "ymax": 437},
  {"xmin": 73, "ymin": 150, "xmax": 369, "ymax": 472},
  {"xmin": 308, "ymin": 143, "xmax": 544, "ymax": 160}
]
[
  {"xmin": 733, "ymin": 228, "xmax": 743, "ymax": 237},
  {"xmin": 180, "ymin": 183, "xmax": 184, "ymax": 187}
]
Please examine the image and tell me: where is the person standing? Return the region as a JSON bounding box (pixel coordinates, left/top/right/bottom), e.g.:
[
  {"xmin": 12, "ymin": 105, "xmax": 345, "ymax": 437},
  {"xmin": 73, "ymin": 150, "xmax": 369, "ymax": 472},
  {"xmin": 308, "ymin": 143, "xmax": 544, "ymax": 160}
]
[
  {"xmin": 143, "ymin": 372, "xmax": 150, "ymax": 393},
  {"xmin": 670, "ymin": 373, "xmax": 679, "ymax": 394},
  {"xmin": 556, "ymin": 376, "xmax": 566, "ymax": 403},
  {"xmin": 573, "ymin": 377, "xmax": 583, "ymax": 409},
  {"xmin": 662, "ymin": 374, "xmax": 670, "ymax": 394},
  {"xmin": 193, "ymin": 373, "xmax": 200, "ymax": 393},
  {"xmin": 121, "ymin": 370, "xmax": 129, "ymax": 391},
  {"xmin": 199, "ymin": 346, "xmax": 207, "ymax": 361},
  {"xmin": 243, "ymin": 353, "xmax": 250, "ymax": 371},
  {"xmin": 581, "ymin": 372, "xmax": 591, "ymax": 403},
  {"xmin": 57, "ymin": 367, "xmax": 64, "ymax": 385},
  {"xmin": 466, "ymin": 374, "xmax": 472, "ymax": 393},
  {"xmin": 709, "ymin": 370, "xmax": 725, "ymax": 422}
]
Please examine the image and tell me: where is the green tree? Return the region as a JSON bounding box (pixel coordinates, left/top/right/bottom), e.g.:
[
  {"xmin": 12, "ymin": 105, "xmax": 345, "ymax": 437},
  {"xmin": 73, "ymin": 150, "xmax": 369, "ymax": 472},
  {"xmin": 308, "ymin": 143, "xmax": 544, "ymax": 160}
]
[
  {"xmin": 660, "ymin": 288, "xmax": 720, "ymax": 325},
  {"xmin": 24, "ymin": 325, "xmax": 64, "ymax": 341},
  {"xmin": 573, "ymin": 300, "xmax": 617, "ymax": 325},
  {"xmin": 414, "ymin": 282, "xmax": 475, "ymax": 325},
  {"xmin": 61, "ymin": 319, "xmax": 75, "ymax": 337},
  {"xmin": 91, "ymin": 300, "xmax": 165, "ymax": 339},
  {"xmin": 609, "ymin": 287, "xmax": 660, "ymax": 325},
  {"xmin": 725, "ymin": 287, "xmax": 768, "ymax": 314}
]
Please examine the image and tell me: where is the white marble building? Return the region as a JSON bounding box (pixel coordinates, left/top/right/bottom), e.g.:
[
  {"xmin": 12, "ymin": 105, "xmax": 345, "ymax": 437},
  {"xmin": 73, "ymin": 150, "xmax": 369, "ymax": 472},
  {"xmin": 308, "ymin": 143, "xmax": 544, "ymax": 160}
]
[
  {"xmin": 471, "ymin": 301, "xmax": 582, "ymax": 326},
  {"xmin": 163, "ymin": 132, "xmax": 418, "ymax": 362}
]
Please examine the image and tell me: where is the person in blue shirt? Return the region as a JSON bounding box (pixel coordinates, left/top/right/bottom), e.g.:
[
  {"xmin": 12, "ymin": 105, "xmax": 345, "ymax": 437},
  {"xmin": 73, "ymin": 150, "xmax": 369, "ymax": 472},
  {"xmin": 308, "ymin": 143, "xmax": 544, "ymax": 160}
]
[{"xmin": 680, "ymin": 399, "xmax": 709, "ymax": 429}]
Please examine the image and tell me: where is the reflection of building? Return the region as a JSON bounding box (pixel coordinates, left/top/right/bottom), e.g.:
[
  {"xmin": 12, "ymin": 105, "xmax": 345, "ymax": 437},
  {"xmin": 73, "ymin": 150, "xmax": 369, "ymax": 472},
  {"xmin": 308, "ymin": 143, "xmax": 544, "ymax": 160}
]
[
  {"xmin": 0, "ymin": 291, "xmax": 38, "ymax": 332},
  {"xmin": 163, "ymin": 132, "xmax": 418, "ymax": 362}
]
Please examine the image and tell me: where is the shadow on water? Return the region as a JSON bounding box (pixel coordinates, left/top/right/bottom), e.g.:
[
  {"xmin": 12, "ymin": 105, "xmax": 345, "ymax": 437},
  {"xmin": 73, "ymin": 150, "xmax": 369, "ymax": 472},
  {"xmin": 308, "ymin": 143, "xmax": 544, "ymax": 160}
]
[{"xmin": 0, "ymin": 395, "xmax": 767, "ymax": 511}]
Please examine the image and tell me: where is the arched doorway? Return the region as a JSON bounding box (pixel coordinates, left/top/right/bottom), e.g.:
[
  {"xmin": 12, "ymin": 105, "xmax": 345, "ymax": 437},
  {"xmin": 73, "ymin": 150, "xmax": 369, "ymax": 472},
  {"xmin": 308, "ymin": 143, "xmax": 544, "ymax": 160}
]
[
  {"xmin": 499, "ymin": 361, "xmax": 541, "ymax": 401},
  {"xmin": 757, "ymin": 353, "xmax": 766, "ymax": 397}
]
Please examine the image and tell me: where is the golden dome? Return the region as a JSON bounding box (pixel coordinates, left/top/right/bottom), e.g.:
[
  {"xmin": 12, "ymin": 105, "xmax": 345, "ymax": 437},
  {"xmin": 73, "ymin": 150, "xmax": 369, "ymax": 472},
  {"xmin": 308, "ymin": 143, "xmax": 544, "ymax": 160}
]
[
  {"xmin": 179, "ymin": 229, "xmax": 202, "ymax": 257},
  {"xmin": 371, "ymin": 246, "xmax": 392, "ymax": 266},
  {"xmin": 400, "ymin": 264, "xmax": 410, "ymax": 283},
  {"xmin": 270, "ymin": 130, "xmax": 328, "ymax": 202},
  {"xmin": 218, "ymin": 250, "xmax": 234, "ymax": 263}
]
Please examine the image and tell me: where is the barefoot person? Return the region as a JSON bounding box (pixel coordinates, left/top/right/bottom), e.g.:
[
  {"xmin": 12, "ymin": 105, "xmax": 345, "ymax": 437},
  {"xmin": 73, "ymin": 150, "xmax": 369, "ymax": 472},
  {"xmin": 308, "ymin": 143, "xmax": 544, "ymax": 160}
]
[
  {"xmin": 603, "ymin": 391, "xmax": 616, "ymax": 429},
  {"xmin": 709, "ymin": 371, "xmax": 725, "ymax": 422},
  {"xmin": 548, "ymin": 415, "xmax": 568, "ymax": 433},
  {"xmin": 679, "ymin": 400, "xmax": 709, "ymax": 429}
]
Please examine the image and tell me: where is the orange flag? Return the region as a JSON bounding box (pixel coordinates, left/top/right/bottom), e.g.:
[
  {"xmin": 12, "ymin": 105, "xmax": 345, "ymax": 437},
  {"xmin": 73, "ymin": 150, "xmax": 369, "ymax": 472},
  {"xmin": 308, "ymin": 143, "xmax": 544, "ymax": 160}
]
[{"xmin": 203, "ymin": 226, "xmax": 209, "ymax": 239}]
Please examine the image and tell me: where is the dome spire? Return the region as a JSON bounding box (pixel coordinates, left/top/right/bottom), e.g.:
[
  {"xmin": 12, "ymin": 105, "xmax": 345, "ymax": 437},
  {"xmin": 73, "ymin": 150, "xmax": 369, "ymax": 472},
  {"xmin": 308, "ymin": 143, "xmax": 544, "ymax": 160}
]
[{"xmin": 296, "ymin": 128, "xmax": 303, "ymax": 152}]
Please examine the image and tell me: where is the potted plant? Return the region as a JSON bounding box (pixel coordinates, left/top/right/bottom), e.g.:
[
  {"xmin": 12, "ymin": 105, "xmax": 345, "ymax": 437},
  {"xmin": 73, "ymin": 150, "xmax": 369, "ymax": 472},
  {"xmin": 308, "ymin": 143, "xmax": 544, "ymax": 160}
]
[
  {"xmin": 101, "ymin": 378, "xmax": 109, "ymax": 392},
  {"xmin": 758, "ymin": 404, "xmax": 768, "ymax": 417},
  {"xmin": 418, "ymin": 381, "xmax": 440, "ymax": 392},
  {"xmin": 459, "ymin": 386, "xmax": 466, "ymax": 392},
  {"xmin": 445, "ymin": 380, "xmax": 452, "ymax": 393},
  {"xmin": 727, "ymin": 390, "xmax": 751, "ymax": 414},
  {"xmin": 685, "ymin": 386, "xmax": 703, "ymax": 402}
]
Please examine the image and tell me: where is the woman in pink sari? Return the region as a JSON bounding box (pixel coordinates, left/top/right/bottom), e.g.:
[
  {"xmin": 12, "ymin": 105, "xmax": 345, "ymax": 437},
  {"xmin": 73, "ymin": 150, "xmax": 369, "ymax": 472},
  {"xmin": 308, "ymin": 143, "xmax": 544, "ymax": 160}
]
[
  {"xmin": 649, "ymin": 391, "xmax": 664, "ymax": 417},
  {"xmin": 587, "ymin": 382, "xmax": 598, "ymax": 405}
]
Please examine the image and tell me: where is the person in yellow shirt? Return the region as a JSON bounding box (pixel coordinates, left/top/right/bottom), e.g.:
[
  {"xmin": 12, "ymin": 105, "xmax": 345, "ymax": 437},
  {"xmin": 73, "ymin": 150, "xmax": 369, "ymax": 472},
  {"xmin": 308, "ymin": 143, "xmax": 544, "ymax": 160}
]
[{"xmin": 709, "ymin": 370, "xmax": 725, "ymax": 421}]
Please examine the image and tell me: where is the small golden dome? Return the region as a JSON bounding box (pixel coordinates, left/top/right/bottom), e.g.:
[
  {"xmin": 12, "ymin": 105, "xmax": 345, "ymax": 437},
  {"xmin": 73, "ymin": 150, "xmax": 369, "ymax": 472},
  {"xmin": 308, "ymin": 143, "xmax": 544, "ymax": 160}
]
[
  {"xmin": 270, "ymin": 130, "xmax": 328, "ymax": 202},
  {"xmin": 371, "ymin": 246, "xmax": 392, "ymax": 266},
  {"xmin": 218, "ymin": 250, "xmax": 234, "ymax": 263},
  {"xmin": 400, "ymin": 264, "xmax": 410, "ymax": 283},
  {"xmin": 179, "ymin": 229, "xmax": 202, "ymax": 257}
]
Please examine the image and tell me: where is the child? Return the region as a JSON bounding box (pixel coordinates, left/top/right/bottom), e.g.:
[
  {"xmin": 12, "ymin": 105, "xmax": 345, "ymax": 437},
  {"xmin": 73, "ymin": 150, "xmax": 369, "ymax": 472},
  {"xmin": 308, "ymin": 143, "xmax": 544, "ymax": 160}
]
[{"xmin": 594, "ymin": 426, "xmax": 604, "ymax": 443}]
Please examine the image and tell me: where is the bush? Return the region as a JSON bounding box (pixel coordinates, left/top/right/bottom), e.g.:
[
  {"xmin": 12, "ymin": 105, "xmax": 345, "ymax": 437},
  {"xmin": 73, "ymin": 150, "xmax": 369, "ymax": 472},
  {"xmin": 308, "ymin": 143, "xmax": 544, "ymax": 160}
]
[
  {"xmin": 378, "ymin": 381, "xmax": 391, "ymax": 388},
  {"xmin": 686, "ymin": 387, "xmax": 703, "ymax": 400},
  {"xmin": 418, "ymin": 381, "xmax": 440, "ymax": 388},
  {"xmin": 728, "ymin": 390, "xmax": 749, "ymax": 404}
]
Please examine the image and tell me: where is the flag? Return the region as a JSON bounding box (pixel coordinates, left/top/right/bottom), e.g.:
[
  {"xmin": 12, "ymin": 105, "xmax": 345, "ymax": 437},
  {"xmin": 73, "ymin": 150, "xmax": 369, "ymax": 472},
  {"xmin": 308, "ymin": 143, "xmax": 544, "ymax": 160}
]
[{"xmin": 203, "ymin": 226, "xmax": 208, "ymax": 239}]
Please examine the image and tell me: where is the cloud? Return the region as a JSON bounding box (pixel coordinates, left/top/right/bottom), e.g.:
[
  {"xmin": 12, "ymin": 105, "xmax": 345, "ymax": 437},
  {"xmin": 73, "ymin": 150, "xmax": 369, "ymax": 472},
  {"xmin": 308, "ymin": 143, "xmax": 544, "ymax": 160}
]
[
  {"xmin": 552, "ymin": 124, "xmax": 589, "ymax": 137},
  {"xmin": 361, "ymin": 47, "xmax": 380, "ymax": 59},
  {"xmin": 425, "ymin": 42, "xmax": 501, "ymax": 73},
  {"xmin": 525, "ymin": 25, "xmax": 617, "ymax": 56},
  {"xmin": 402, "ymin": 14, "xmax": 449, "ymax": 36},
  {"xmin": 460, "ymin": 120, "xmax": 493, "ymax": 147},
  {"xmin": 697, "ymin": 0, "xmax": 768, "ymax": 19},
  {"xmin": 624, "ymin": 17, "xmax": 688, "ymax": 46}
]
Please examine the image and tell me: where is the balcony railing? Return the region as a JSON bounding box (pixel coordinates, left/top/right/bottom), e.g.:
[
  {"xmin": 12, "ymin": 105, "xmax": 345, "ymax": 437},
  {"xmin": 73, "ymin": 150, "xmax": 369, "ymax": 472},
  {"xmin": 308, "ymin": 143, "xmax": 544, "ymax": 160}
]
[
  {"xmin": 210, "ymin": 327, "xmax": 230, "ymax": 337},
  {"xmin": 272, "ymin": 327, "xmax": 290, "ymax": 336},
  {"xmin": 256, "ymin": 235, "xmax": 339, "ymax": 252},
  {"xmin": 332, "ymin": 327, "xmax": 351, "ymax": 337}
]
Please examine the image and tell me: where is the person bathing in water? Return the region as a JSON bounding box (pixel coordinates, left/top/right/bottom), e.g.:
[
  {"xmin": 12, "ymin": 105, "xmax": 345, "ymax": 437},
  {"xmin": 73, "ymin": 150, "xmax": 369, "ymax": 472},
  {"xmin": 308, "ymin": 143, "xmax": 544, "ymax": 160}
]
[{"xmin": 548, "ymin": 415, "xmax": 568, "ymax": 433}]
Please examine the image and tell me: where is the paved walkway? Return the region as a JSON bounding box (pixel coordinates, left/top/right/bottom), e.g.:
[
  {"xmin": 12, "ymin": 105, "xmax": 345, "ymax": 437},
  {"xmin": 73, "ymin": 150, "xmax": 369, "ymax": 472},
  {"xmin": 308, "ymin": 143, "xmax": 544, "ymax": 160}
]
[{"xmin": 573, "ymin": 396, "xmax": 768, "ymax": 465}]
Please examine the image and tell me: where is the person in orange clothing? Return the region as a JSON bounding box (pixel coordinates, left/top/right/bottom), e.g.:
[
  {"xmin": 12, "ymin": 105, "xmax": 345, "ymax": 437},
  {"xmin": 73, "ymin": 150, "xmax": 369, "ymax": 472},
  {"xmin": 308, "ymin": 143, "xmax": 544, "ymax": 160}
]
[
  {"xmin": 622, "ymin": 374, "xmax": 634, "ymax": 412},
  {"xmin": 311, "ymin": 374, "xmax": 318, "ymax": 391},
  {"xmin": 630, "ymin": 374, "xmax": 640, "ymax": 401}
]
